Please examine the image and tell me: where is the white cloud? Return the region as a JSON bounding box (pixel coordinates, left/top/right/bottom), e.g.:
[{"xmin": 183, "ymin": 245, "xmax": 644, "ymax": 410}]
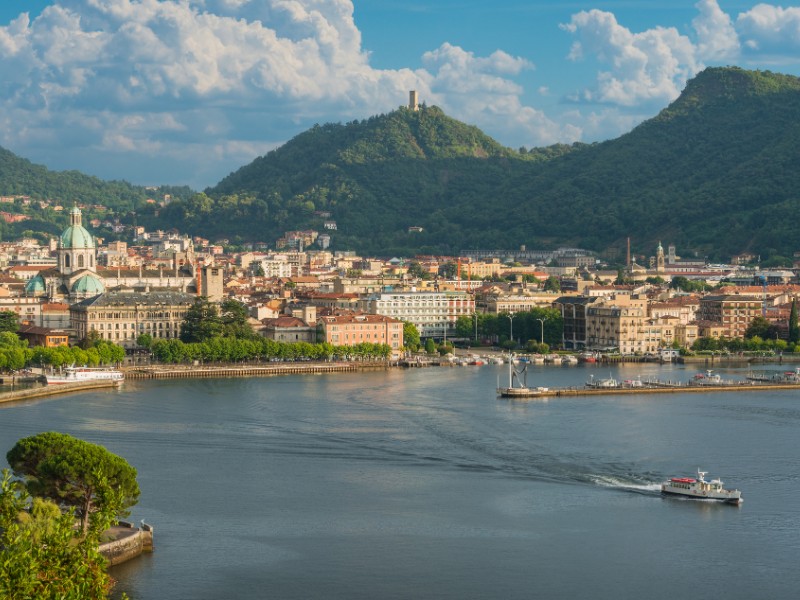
[
  {"xmin": 421, "ymin": 43, "xmax": 576, "ymax": 147},
  {"xmin": 0, "ymin": 0, "xmax": 798, "ymax": 188},
  {"xmin": 0, "ymin": 0, "xmax": 573, "ymax": 185},
  {"xmin": 561, "ymin": 9, "xmax": 701, "ymax": 107},
  {"xmin": 737, "ymin": 4, "xmax": 800, "ymax": 52},
  {"xmin": 693, "ymin": 0, "xmax": 740, "ymax": 61}
]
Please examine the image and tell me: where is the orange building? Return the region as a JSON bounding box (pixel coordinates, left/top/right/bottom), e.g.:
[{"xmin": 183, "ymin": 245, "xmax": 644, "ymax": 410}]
[{"xmin": 317, "ymin": 313, "xmax": 403, "ymax": 356}]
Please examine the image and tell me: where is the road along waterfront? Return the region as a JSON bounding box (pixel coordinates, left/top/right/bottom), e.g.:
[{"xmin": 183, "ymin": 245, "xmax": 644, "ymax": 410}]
[{"xmin": 1, "ymin": 362, "xmax": 798, "ymax": 599}]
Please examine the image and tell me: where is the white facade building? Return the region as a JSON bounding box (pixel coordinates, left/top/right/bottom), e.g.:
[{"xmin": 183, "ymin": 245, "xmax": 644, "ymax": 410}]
[{"xmin": 361, "ymin": 291, "xmax": 474, "ymax": 339}]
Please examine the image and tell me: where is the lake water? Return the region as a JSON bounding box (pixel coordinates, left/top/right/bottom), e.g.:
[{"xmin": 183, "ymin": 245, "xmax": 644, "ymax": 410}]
[{"xmin": 1, "ymin": 362, "xmax": 799, "ymax": 599}]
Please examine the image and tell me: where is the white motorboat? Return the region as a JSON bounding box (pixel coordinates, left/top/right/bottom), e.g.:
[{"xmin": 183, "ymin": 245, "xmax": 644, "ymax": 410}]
[
  {"xmin": 46, "ymin": 366, "xmax": 124, "ymax": 385},
  {"xmin": 661, "ymin": 470, "xmax": 742, "ymax": 504}
]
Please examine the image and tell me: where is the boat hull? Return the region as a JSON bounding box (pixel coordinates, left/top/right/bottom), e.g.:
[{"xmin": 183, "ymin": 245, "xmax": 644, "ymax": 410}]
[
  {"xmin": 497, "ymin": 386, "xmax": 547, "ymax": 398},
  {"xmin": 46, "ymin": 368, "xmax": 124, "ymax": 385},
  {"xmin": 661, "ymin": 488, "xmax": 742, "ymax": 504}
]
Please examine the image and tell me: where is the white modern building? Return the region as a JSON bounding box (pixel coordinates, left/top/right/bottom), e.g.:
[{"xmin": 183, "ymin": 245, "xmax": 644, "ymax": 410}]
[{"xmin": 361, "ymin": 291, "xmax": 474, "ymax": 339}]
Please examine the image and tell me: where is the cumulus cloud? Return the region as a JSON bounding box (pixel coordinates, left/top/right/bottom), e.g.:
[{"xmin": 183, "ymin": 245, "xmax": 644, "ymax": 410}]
[
  {"xmin": 421, "ymin": 43, "xmax": 577, "ymax": 147},
  {"xmin": 0, "ymin": 0, "xmax": 567, "ymax": 185},
  {"xmin": 737, "ymin": 4, "xmax": 800, "ymax": 52},
  {"xmin": 693, "ymin": 0, "xmax": 740, "ymax": 61},
  {"xmin": 560, "ymin": 8, "xmax": 701, "ymax": 107}
]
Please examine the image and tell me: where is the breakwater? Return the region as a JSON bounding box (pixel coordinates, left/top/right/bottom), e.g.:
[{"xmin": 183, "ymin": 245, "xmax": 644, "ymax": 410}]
[{"xmin": 100, "ymin": 521, "xmax": 154, "ymax": 566}]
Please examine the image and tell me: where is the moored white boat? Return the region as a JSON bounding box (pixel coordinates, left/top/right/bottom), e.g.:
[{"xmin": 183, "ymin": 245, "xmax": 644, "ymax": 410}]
[
  {"xmin": 46, "ymin": 366, "xmax": 124, "ymax": 385},
  {"xmin": 661, "ymin": 470, "xmax": 742, "ymax": 504},
  {"xmin": 586, "ymin": 373, "xmax": 619, "ymax": 388}
]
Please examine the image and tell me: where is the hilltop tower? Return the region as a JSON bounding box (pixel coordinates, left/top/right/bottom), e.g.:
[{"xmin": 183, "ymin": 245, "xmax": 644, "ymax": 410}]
[{"xmin": 409, "ymin": 90, "xmax": 419, "ymax": 111}]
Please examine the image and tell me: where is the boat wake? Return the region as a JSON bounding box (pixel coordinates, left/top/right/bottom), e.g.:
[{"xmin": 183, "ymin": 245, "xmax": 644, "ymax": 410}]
[{"xmin": 589, "ymin": 474, "xmax": 661, "ymax": 494}]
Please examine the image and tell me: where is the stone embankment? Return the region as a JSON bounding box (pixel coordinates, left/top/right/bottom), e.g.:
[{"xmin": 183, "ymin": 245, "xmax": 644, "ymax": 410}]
[
  {"xmin": 124, "ymin": 362, "xmax": 372, "ymax": 379},
  {"xmin": 0, "ymin": 379, "xmax": 120, "ymax": 405},
  {"xmin": 100, "ymin": 521, "xmax": 154, "ymax": 566}
]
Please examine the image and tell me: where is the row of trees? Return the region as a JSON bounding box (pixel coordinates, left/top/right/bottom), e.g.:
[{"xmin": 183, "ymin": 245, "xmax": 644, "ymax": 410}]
[
  {"xmin": 0, "ymin": 330, "xmax": 125, "ymax": 372},
  {"xmin": 453, "ymin": 308, "xmax": 562, "ymax": 349},
  {"xmin": 150, "ymin": 337, "xmax": 393, "ymax": 363}
]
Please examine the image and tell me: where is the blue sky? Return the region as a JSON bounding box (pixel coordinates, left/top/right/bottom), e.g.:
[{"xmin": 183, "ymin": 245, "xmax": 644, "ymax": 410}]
[{"xmin": 0, "ymin": 1, "xmax": 798, "ymax": 190}]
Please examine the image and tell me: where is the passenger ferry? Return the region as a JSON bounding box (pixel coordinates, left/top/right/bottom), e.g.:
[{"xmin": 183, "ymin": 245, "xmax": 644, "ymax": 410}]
[
  {"xmin": 661, "ymin": 470, "xmax": 742, "ymax": 504},
  {"xmin": 46, "ymin": 366, "xmax": 124, "ymax": 385}
]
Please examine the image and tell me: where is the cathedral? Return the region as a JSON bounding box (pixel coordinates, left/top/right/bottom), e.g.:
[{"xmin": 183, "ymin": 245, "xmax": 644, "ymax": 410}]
[
  {"xmin": 22, "ymin": 207, "xmax": 215, "ymax": 347},
  {"xmin": 25, "ymin": 207, "xmax": 197, "ymax": 301}
]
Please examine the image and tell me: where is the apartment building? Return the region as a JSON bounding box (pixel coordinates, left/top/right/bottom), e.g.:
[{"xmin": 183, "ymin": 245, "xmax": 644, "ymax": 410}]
[
  {"xmin": 317, "ymin": 313, "xmax": 403, "ymax": 353},
  {"xmin": 585, "ymin": 295, "xmax": 649, "ymax": 354},
  {"xmin": 696, "ymin": 294, "xmax": 763, "ymax": 339},
  {"xmin": 361, "ymin": 291, "xmax": 474, "ymax": 339}
]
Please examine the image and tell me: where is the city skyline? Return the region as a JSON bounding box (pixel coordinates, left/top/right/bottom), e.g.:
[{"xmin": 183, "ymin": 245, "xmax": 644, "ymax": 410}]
[{"xmin": 1, "ymin": 0, "xmax": 799, "ymax": 189}]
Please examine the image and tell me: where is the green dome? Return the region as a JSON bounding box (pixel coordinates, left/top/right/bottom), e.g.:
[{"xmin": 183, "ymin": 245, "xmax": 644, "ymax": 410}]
[
  {"xmin": 71, "ymin": 273, "xmax": 105, "ymax": 295},
  {"xmin": 60, "ymin": 206, "xmax": 95, "ymax": 249},
  {"xmin": 25, "ymin": 274, "xmax": 46, "ymax": 294}
]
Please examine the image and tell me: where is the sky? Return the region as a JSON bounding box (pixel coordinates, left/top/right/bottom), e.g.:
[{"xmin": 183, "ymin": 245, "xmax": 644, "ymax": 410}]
[{"xmin": 0, "ymin": 1, "xmax": 799, "ymax": 190}]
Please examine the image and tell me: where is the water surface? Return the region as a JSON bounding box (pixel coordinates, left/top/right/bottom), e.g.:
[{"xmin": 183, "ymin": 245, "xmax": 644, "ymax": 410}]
[{"xmin": 1, "ymin": 363, "xmax": 797, "ymax": 599}]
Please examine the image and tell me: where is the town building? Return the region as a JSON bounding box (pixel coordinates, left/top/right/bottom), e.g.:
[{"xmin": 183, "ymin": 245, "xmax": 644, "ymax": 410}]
[
  {"xmin": 70, "ymin": 290, "xmax": 195, "ymax": 348},
  {"xmin": 696, "ymin": 294, "xmax": 763, "ymax": 339},
  {"xmin": 585, "ymin": 295, "xmax": 650, "ymax": 354},
  {"xmin": 361, "ymin": 290, "xmax": 474, "ymax": 339},
  {"xmin": 554, "ymin": 296, "xmax": 599, "ymax": 350},
  {"xmin": 317, "ymin": 312, "xmax": 403, "ymax": 354}
]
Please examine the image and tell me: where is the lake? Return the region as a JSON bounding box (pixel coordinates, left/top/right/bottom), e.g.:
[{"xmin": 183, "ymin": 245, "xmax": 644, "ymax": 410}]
[{"xmin": 1, "ymin": 361, "xmax": 798, "ymax": 599}]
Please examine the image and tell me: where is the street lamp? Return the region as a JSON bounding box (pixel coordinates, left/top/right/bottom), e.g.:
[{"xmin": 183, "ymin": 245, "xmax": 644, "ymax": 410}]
[
  {"xmin": 473, "ymin": 312, "xmax": 479, "ymax": 344},
  {"xmin": 508, "ymin": 312, "xmax": 516, "ymax": 346},
  {"xmin": 536, "ymin": 317, "xmax": 547, "ymax": 345}
]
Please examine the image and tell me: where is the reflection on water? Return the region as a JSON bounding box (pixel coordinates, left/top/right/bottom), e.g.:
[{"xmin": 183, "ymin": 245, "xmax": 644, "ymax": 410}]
[{"xmin": 0, "ymin": 363, "xmax": 798, "ymax": 599}]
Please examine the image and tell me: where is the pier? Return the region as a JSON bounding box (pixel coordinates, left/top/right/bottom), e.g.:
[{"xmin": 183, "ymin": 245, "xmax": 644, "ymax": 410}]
[{"xmin": 499, "ymin": 381, "xmax": 800, "ymax": 399}]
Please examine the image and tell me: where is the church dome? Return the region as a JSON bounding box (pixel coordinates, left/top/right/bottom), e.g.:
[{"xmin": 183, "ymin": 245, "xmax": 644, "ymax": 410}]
[
  {"xmin": 25, "ymin": 274, "xmax": 46, "ymax": 295},
  {"xmin": 60, "ymin": 206, "xmax": 95, "ymax": 249},
  {"xmin": 71, "ymin": 273, "xmax": 105, "ymax": 295}
]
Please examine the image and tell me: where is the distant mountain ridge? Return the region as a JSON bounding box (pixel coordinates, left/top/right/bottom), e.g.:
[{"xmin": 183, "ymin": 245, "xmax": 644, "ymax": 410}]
[
  {"xmin": 3, "ymin": 66, "xmax": 800, "ymax": 261},
  {"xmin": 186, "ymin": 66, "xmax": 800, "ymax": 260},
  {"xmin": 0, "ymin": 147, "xmax": 148, "ymax": 209}
]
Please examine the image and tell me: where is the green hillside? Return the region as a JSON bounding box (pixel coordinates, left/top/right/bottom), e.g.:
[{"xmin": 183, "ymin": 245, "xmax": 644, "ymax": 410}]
[
  {"xmin": 4, "ymin": 66, "xmax": 799, "ymax": 260},
  {"xmin": 172, "ymin": 105, "xmax": 581, "ymax": 254},
  {"xmin": 180, "ymin": 66, "xmax": 800, "ymax": 259},
  {"xmin": 498, "ymin": 66, "xmax": 800, "ymax": 259},
  {"xmin": 0, "ymin": 147, "xmax": 194, "ymax": 240}
]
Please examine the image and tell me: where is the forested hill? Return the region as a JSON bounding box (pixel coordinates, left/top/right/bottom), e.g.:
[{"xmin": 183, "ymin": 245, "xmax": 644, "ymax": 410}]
[
  {"xmin": 488, "ymin": 66, "xmax": 800, "ymax": 260},
  {"xmin": 0, "ymin": 147, "xmax": 161, "ymax": 210},
  {"xmin": 170, "ymin": 106, "xmax": 582, "ymax": 253},
  {"xmin": 0, "ymin": 146, "xmax": 194, "ymax": 240},
  {"xmin": 5, "ymin": 66, "xmax": 799, "ymax": 260},
  {"xmin": 172, "ymin": 66, "xmax": 800, "ymax": 260}
]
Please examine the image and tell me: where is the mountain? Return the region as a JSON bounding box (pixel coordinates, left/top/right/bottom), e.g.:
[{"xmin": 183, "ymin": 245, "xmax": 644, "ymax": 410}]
[
  {"xmin": 0, "ymin": 147, "xmax": 195, "ymax": 239},
  {"xmin": 497, "ymin": 66, "xmax": 800, "ymax": 260},
  {"xmin": 168, "ymin": 106, "xmax": 581, "ymax": 254},
  {"xmin": 7, "ymin": 66, "xmax": 799, "ymax": 261},
  {"xmin": 186, "ymin": 67, "xmax": 800, "ymax": 260}
]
